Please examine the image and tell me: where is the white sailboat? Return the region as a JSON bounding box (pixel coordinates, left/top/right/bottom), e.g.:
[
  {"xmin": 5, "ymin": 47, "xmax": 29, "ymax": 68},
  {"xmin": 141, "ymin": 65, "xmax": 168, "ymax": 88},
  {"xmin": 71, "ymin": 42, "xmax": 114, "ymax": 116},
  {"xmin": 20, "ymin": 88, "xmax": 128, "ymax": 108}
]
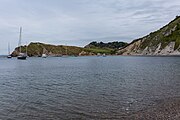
[
  {"xmin": 17, "ymin": 27, "xmax": 27, "ymax": 60},
  {"xmin": 103, "ymin": 53, "xmax": 106, "ymax": 57},
  {"xmin": 97, "ymin": 53, "xmax": 101, "ymax": 57},
  {"xmin": 7, "ymin": 43, "xmax": 12, "ymax": 58},
  {"xmin": 42, "ymin": 54, "xmax": 47, "ymax": 58}
]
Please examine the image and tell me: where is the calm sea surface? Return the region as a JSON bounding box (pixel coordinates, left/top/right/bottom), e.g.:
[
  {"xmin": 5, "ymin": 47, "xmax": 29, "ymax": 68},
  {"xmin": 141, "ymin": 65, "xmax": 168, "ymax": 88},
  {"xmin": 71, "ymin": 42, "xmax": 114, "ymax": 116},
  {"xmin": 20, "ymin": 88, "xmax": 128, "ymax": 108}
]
[{"xmin": 0, "ymin": 56, "xmax": 180, "ymax": 119}]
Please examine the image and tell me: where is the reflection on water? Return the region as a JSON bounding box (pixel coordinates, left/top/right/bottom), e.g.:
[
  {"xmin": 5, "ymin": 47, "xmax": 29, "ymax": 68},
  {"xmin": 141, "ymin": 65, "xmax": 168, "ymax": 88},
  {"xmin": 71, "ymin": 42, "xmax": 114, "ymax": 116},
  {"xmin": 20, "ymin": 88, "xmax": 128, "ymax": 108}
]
[{"xmin": 0, "ymin": 56, "xmax": 180, "ymax": 119}]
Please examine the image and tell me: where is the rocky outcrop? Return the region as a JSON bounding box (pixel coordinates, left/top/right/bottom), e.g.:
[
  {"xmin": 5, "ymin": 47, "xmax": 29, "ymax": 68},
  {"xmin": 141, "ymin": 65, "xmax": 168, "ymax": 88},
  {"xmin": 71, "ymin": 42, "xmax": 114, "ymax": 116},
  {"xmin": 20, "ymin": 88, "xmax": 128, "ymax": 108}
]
[
  {"xmin": 118, "ymin": 16, "xmax": 180, "ymax": 56},
  {"xmin": 118, "ymin": 40, "xmax": 144, "ymax": 55},
  {"xmin": 119, "ymin": 42, "xmax": 180, "ymax": 56}
]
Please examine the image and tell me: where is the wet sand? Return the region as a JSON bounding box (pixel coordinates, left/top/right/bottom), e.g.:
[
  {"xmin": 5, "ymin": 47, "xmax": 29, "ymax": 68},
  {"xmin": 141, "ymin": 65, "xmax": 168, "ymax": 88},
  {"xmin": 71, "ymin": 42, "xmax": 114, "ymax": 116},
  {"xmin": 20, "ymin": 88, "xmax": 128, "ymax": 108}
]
[{"xmin": 122, "ymin": 97, "xmax": 180, "ymax": 120}]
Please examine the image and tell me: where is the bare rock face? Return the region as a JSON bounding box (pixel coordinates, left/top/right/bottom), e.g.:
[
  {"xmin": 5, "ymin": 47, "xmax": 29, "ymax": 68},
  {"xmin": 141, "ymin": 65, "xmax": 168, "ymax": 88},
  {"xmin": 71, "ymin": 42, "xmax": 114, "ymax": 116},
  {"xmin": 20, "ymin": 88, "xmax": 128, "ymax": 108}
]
[
  {"xmin": 154, "ymin": 43, "xmax": 162, "ymax": 55},
  {"xmin": 118, "ymin": 16, "xmax": 180, "ymax": 56},
  {"xmin": 79, "ymin": 51, "xmax": 95, "ymax": 56},
  {"xmin": 118, "ymin": 40, "xmax": 143, "ymax": 55},
  {"xmin": 119, "ymin": 41, "xmax": 180, "ymax": 56},
  {"xmin": 160, "ymin": 42, "xmax": 175, "ymax": 55}
]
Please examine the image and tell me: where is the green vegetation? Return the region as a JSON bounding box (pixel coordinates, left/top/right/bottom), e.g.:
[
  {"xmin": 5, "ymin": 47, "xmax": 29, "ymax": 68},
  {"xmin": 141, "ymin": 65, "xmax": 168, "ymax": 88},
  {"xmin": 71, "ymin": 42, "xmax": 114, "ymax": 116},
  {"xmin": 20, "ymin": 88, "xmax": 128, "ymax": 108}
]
[
  {"xmin": 12, "ymin": 40, "xmax": 128, "ymax": 56},
  {"xmin": 84, "ymin": 48, "xmax": 115, "ymax": 54},
  {"xmin": 162, "ymin": 28, "xmax": 180, "ymax": 49},
  {"xmin": 85, "ymin": 41, "xmax": 127, "ymax": 54},
  {"xmin": 139, "ymin": 16, "xmax": 180, "ymax": 51},
  {"xmin": 85, "ymin": 41, "xmax": 128, "ymax": 49},
  {"xmin": 12, "ymin": 41, "xmax": 121, "ymax": 56},
  {"xmin": 13, "ymin": 42, "xmax": 83, "ymax": 57}
]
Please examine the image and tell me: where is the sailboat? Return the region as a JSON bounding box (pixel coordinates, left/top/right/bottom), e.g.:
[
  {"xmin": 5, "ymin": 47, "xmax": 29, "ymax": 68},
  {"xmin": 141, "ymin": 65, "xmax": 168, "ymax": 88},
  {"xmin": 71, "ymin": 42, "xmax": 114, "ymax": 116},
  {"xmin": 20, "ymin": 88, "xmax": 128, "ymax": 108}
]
[
  {"xmin": 17, "ymin": 27, "xmax": 27, "ymax": 60},
  {"xmin": 7, "ymin": 43, "xmax": 12, "ymax": 58},
  {"xmin": 97, "ymin": 53, "xmax": 101, "ymax": 57}
]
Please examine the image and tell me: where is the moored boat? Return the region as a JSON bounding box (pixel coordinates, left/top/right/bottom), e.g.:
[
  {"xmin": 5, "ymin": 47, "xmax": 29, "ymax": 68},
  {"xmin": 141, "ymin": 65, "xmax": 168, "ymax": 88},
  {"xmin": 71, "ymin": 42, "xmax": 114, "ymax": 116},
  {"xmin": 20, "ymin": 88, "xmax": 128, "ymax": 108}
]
[
  {"xmin": 42, "ymin": 54, "xmax": 47, "ymax": 58},
  {"xmin": 7, "ymin": 55, "xmax": 12, "ymax": 58},
  {"xmin": 103, "ymin": 53, "xmax": 106, "ymax": 57},
  {"xmin": 17, "ymin": 53, "xmax": 27, "ymax": 60}
]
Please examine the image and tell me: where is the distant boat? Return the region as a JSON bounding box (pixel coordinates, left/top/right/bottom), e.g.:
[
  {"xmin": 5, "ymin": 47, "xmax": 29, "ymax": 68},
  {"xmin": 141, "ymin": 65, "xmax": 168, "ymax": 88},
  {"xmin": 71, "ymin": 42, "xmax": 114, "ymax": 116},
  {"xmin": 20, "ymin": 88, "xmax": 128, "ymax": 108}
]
[
  {"xmin": 103, "ymin": 53, "xmax": 106, "ymax": 57},
  {"xmin": 17, "ymin": 53, "xmax": 27, "ymax": 60},
  {"xmin": 17, "ymin": 27, "xmax": 27, "ymax": 60},
  {"xmin": 7, "ymin": 43, "xmax": 12, "ymax": 58},
  {"xmin": 7, "ymin": 55, "xmax": 12, "ymax": 58},
  {"xmin": 97, "ymin": 53, "xmax": 101, "ymax": 57},
  {"xmin": 42, "ymin": 54, "xmax": 47, "ymax": 58}
]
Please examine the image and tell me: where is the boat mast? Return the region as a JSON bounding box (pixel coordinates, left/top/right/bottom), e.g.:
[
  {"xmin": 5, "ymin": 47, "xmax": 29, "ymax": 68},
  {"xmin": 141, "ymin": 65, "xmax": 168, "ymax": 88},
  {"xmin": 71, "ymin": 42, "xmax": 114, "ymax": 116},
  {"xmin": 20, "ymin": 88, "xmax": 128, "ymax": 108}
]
[
  {"xmin": 8, "ymin": 43, "xmax": 10, "ymax": 55},
  {"xmin": 18, "ymin": 27, "xmax": 22, "ymax": 53}
]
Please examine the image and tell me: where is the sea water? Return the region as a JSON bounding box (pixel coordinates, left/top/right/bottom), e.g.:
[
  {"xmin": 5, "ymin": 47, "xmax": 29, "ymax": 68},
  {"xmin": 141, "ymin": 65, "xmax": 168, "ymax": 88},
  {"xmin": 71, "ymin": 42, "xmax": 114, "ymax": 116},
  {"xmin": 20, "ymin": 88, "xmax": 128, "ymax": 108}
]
[{"xmin": 0, "ymin": 56, "xmax": 180, "ymax": 119}]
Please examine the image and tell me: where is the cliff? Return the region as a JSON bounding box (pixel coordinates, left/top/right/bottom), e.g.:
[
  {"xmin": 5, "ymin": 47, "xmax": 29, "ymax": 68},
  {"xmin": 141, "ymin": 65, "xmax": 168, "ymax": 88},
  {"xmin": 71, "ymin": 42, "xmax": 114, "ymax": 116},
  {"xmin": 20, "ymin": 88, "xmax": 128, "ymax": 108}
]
[{"xmin": 118, "ymin": 16, "xmax": 180, "ymax": 55}]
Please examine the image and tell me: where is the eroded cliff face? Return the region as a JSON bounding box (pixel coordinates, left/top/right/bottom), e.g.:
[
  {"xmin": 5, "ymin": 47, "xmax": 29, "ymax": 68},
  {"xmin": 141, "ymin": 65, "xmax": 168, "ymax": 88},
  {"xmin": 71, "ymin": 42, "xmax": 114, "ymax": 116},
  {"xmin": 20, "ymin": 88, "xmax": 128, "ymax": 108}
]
[
  {"xmin": 119, "ymin": 41, "xmax": 180, "ymax": 56},
  {"xmin": 119, "ymin": 41, "xmax": 180, "ymax": 55},
  {"xmin": 118, "ymin": 40, "xmax": 144, "ymax": 55},
  {"xmin": 118, "ymin": 16, "xmax": 180, "ymax": 56}
]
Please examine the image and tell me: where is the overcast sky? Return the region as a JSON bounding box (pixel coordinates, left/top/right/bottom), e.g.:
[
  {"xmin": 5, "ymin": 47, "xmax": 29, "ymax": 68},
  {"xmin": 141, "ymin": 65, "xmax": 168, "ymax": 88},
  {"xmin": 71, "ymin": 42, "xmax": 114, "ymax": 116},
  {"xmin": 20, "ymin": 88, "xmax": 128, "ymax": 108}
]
[{"xmin": 0, "ymin": 0, "xmax": 180, "ymax": 54}]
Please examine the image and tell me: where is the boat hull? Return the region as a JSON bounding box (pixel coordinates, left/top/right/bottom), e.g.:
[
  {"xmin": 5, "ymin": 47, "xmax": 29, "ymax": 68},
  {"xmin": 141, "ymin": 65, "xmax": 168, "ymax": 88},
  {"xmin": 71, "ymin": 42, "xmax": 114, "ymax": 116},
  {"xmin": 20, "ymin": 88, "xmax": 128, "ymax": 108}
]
[
  {"xmin": 7, "ymin": 56, "xmax": 12, "ymax": 58},
  {"xmin": 42, "ymin": 54, "xmax": 47, "ymax": 58},
  {"xmin": 17, "ymin": 56, "xmax": 27, "ymax": 60}
]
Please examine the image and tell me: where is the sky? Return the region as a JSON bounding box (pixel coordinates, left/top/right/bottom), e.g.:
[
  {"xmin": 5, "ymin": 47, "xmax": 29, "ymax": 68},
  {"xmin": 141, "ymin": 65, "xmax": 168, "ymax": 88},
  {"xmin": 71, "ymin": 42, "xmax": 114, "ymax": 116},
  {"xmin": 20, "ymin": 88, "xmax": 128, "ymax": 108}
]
[{"xmin": 0, "ymin": 0, "xmax": 180, "ymax": 54}]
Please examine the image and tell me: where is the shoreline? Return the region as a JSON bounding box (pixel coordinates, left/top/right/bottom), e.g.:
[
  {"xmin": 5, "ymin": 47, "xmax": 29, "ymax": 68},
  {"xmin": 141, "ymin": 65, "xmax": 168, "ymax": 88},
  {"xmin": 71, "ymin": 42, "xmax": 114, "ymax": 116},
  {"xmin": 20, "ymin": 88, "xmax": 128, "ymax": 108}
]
[
  {"xmin": 2, "ymin": 53, "xmax": 180, "ymax": 57},
  {"xmin": 7, "ymin": 55, "xmax": 180, "ymax": 57}
]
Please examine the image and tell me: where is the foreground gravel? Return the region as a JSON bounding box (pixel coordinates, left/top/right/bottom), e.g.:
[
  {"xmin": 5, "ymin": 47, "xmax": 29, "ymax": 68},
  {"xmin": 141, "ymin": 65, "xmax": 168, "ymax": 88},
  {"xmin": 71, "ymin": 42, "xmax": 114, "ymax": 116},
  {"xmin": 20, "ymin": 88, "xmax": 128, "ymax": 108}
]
[{"xmin": 121, "ymin": 97, "xmax": 180, "ymax": 120}]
